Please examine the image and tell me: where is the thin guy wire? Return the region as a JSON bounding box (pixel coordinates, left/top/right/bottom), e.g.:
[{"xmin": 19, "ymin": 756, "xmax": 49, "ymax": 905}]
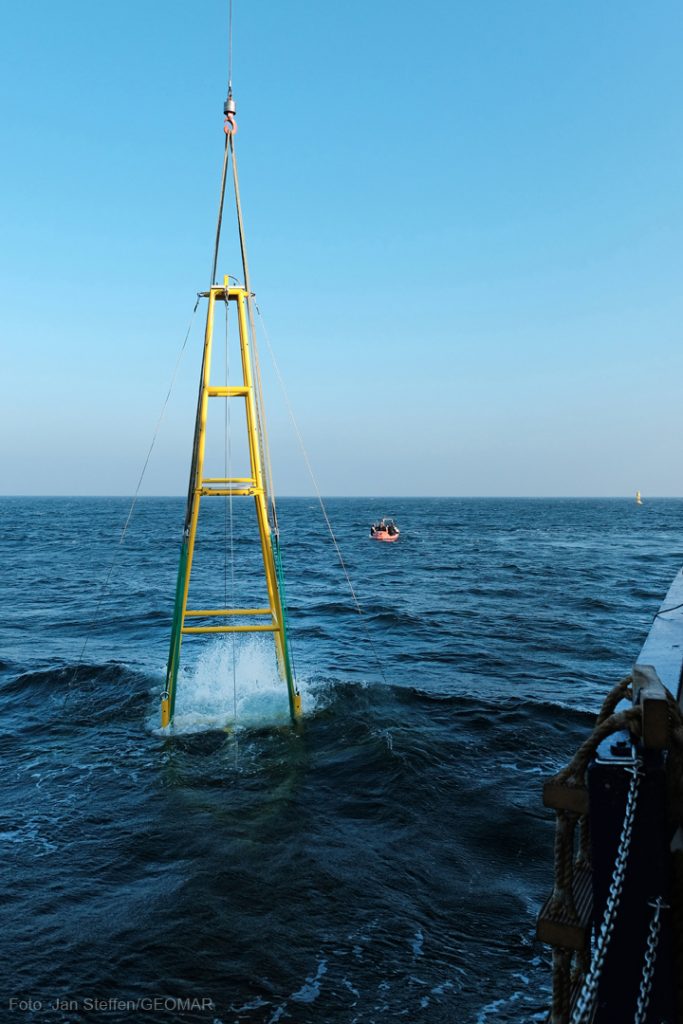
[
  {"xmin": 255, "ymin": 303, "xmax": 390, "ymax": 689},
  {"xmin": 228, "ymin": 134, "xmax": 278, "ymax": 534},
  {"xmin": 224, "ymin": 300, "xmax": 238, "ymax": 726},
  {"xmin": 224, "ymin": 301, "xmax": 229, "ymax": 611},
  {"xmin": 66, "ymin": 298, "xmax": 201, "ymax": 702}
]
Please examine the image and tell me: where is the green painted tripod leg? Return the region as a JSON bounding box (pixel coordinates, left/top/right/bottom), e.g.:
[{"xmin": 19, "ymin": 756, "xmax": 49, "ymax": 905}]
[
  {"xmin": 272, "ymin": 535, "xmax": 300, "ymax": 721},
  {"xmin": 161, "ymin": 536, "xmax": 190, "ymax": 727}
]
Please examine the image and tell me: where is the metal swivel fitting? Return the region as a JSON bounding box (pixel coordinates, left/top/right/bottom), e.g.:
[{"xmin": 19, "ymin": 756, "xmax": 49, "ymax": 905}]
[{"xmin": 224, "ymin": 92, "xmax": 236, "ymax": 116}]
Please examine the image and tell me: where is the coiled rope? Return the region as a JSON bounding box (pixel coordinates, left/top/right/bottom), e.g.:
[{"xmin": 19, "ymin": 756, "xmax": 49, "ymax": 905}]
[{"xmin": 546, "ymin": 673, "xmax": 683, "ymax": 1024}]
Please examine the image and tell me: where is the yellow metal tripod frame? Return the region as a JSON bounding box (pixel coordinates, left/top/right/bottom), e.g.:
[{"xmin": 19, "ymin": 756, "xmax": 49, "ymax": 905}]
[{"xmin": 161, "ymin": 279, "xmax": 301, "ymax": 728}]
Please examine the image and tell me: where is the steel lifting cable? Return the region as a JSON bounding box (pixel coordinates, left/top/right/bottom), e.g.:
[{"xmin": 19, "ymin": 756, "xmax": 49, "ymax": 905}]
[
  {"xmin": 214, "ymin": 0, "xmax": 276, "ymax": 535},
  {"xmin": 208, "ymin": 0, "xmax": 276, "ymax": 534},
  {"xmin": 210, "ymin": 0, "xmax": 282, "ymax": 720},
  {"xmin": 254, "ymin": 304, "xmax": 390, "ymax": 689},
  {"xmin": 211, "ymin": 136, "xmax": 230, "ymax": 288},
  {"xmin": 228, "ymin": 0, "xmax": 233, "ymax": 93},
  {"xmin": 215, "ymin": 0, "xmax": 387, "ymax": 689},
  {"xmin": 65, "ymin": 298, "xmax": 201, "ymax": 703},
  {"xmin": 224, "ymin": 9, "xmax": 234, "ymax": 723},
  {"xmin": 210, "ymin": 0, "xmax": 235, "ymax": 287}
]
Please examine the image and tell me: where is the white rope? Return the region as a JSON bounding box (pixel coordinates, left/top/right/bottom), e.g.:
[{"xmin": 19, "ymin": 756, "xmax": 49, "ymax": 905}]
[
  {"xmin": 254, "ymin": 304, "xmax": 389, "ymax": 688},
  {"xmin": 65, "ymin": 297, "xmax": 201, "ymax": 701}
]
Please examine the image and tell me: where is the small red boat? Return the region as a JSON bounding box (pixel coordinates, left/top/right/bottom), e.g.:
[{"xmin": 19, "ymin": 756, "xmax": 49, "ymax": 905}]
[{"xmin": 370, "ymin": 517, "xmax": 400, "ymax": 542}]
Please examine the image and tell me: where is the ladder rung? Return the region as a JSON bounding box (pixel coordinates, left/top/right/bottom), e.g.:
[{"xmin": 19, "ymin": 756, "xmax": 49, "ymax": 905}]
[
  {"xmin": 185, "ymin": 608, "xmax": 272, "ymax": 617},
  {"xmin": 201, "ymin": 477, "xmax": 255, "ymax": 485},
  {"xmin": 181, "ymin": 624, "xmax": 278, "ymax": 634},
  {"xmin": 206, "ymin": 386, "xmax": 249, "ymax": 397},
  {"xmin": 199, "ymin": 487, "xmax": 262, "ymax": 496}
]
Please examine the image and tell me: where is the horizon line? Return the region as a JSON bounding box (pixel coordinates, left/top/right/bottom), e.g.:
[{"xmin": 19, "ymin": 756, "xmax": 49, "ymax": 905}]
[{"xmin": 0, "ymin": 494, "xmax": 680, "ymax": 501}]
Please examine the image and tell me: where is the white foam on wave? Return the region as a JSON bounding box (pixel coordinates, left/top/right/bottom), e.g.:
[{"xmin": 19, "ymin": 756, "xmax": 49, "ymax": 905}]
[{"xmin": 158, "ymin": 637, "xmax": 316, "ymax": 735}]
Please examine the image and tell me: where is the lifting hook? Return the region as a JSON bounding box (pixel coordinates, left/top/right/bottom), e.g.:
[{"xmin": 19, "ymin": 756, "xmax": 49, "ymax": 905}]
[{"xmin": 224, "ymin": 91, "xmax": 237, "ymax": 135}]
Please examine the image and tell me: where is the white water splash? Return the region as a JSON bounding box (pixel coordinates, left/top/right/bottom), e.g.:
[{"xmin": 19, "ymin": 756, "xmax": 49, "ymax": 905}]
[
  {"xmin": 411, "ymin": 928, "xmax": 424, "ymax": 958},
  {"xmin": 159, "ymin": 637, "xmax": 315, "ymax": 735},
  {"xmin": 291, "ymin": 959, "xmax": 328, "ymax": 1004}
]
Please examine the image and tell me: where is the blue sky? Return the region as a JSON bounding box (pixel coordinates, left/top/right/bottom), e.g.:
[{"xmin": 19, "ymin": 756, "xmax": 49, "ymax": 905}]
[{"xmin": 1, "ymin": 0, "xmax": 682, "ymax": 496}]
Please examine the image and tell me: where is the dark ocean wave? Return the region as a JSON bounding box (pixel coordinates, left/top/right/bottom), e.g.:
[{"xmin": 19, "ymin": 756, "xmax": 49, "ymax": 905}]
[{"xmin": 1, "ymin": 497, "xmax": 681, "ymax": 1022}]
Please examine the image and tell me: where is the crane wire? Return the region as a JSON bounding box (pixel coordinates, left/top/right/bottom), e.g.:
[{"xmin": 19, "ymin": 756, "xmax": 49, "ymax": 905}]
[
  {"xmin": 211, "ymin": 0, "xmax": 233, "ymax": 288},
  {"xmin": 218, "ymin": 0, "xmax": 277, "ymax": 536},
  {"xmin": 228, "ymin": 0, "xmax": 233, "ymax": 93},
  {"xmin": 216, "ymin": 1, "xmax": 275, "ymax": 528},
  {"xmin": 212, "ymin": 0, "xmax": 387, "ymax": 706}
]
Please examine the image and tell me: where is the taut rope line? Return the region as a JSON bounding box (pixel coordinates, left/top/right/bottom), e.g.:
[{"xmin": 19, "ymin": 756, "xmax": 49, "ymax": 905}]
[
  {"xmin": 254, "ymin": 304, "xmax": 390, "ymax": 689},
  {"xmin": 65, "ymin": 298, "xmax": 201, "ymax": 703}
]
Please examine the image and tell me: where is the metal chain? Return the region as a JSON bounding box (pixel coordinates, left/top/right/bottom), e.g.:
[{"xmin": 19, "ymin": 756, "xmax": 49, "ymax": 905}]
[
  {"xmin": 633, "ymin": 896, "xmax": 668, "ymax": 1024},
  {"xmin": 570, "ymin": 759, "xmax": 642, "ymax": 1024}
]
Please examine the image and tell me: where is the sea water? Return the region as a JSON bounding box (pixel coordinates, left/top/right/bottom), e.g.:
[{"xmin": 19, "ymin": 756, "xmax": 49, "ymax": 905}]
[{"xmin": 1, "ymin": 497, "xmax": 681, "ymax": 1023}]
